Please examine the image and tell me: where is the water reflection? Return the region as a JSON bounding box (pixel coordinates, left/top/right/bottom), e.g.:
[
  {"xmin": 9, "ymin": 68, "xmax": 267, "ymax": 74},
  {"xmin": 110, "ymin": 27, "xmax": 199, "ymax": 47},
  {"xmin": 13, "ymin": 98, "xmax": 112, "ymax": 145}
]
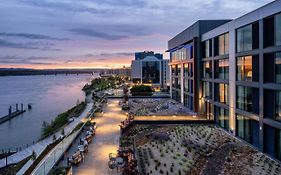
[{"xmin": 0, "ymin": 74, "xmax": 97, "ymax": 150}]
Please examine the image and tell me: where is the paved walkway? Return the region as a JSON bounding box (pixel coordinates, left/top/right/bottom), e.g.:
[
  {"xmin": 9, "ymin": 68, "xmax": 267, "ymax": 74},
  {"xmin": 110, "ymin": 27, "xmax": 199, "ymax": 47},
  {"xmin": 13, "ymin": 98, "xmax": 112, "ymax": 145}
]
[
  {"xmin": 0, "ymin": 102, "xmax": 93, "ymax": 168},
  {"xmin": 73, "ymin": 99, "xmax": 126, "ymax": 175}
]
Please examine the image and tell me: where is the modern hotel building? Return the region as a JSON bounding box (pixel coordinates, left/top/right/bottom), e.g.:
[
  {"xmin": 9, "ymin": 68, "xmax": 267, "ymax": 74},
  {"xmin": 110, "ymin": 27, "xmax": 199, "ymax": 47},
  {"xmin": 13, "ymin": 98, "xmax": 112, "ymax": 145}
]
[
  {"xmin": 131, "ymin": 51, "xmax": 170, "ymax": 88},
  {"xmin": 167, "ymin": 0, "xmax": 281, "ymax": 160}
]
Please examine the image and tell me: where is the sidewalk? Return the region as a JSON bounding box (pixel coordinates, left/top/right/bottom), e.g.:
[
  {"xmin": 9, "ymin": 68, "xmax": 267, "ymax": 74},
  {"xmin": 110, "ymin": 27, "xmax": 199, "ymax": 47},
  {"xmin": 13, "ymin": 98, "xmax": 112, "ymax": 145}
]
[
  {"xmin": 73, "ymin": 99, "xmax": 126, "ymax": 175},
  {"xmin": 0, "ymin": 102, "xmax": 93, "ymax": 168}
]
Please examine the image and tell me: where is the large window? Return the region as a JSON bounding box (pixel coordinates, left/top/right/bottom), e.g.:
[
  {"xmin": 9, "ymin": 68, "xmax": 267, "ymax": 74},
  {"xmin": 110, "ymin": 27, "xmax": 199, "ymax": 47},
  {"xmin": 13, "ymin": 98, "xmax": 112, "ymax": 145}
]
[
  {"xmin": 237, "ymin": 86, "xmax": 259, "ymax": 114},
  {"xmin": 236, "ymin": 115, "xmax": 259, "ymax": 147},
  {"xmin": 171, "ymin": 44, "xmax": 193, "ymax": 62},
  {"xmin": 276, "ymin": 53, "xmax": 281, "ymax": 83},
  {"xmin": 215, "ymin": 83, "xmax": 229, "ymax": 104},
  {"xmin": 184, "ymin": 94, "xmax": 193, "ymax": 110},
  {"xmin": 184, "ymin": 64, "xmax": 189, "ymax": 77},
  {"xmin": 264, "ymin": 52, "xmax": 281, "ymax": 83},
  {"xmin": 177, "ymin": 65, "xmax": 181, "ymax": 76},
  {"xmin": 276, "ymin": 91, "xmax": 281, "ymax": 121},
  {"xmin": 276, "ymin": 13, "xmax": 281, "ymax": 46},
  {"xmin": 237, "ymin": 55, "xmax": 259, "ymax": 81},
  {"xmin": 172, "ymin": 90, "xmax": 181, "ymax": 102},
  {"xmin": 203, "ymin": 61, "xmax": 212, "ymax": 78},
  {"xmin": 203, "ymin": 81, "xmax": 212, "ymax": 99},
  {"xmin": 236, "ymin": 23, "xmax": 259, "ymax": 52},
  {"xmin": 172, "ymin": 65, "xmax": 177, "ymax": 76},
  {"xmin": 142, "ymin": 61, "xmax": 160, "ymax": 84},
  {"xmin": 216, "ymin": 33, "xmax": 229, "ymax": 56},
  {"xmin": 215, "ymin": 106, "xmax": 229, "ymax": 130},
  {"xmin": 215, "ymin": 59, "xmax": 229, "ymax": 79},
  {"xmin": 276, "ymin": 129, "xmax": 281, "ymax": 160},
  {"xmin": 203, "ymin": 39, "xmax": 212, "ymax": 58},
  {"xmin": 184, "ymin": 78, "xmax": 189, "ymax": 92}
]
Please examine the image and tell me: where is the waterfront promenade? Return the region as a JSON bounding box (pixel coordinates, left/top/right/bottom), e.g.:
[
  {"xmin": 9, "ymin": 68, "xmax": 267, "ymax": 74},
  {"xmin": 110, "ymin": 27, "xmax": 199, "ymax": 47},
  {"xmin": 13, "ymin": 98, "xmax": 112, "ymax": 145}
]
[
  {"xmin": 0, "ymin": 102, "xmax": 93, "ymax": 168},
  {"xmin": 73, "ymin": 99, "xmax": 126, "ymax": 175}
]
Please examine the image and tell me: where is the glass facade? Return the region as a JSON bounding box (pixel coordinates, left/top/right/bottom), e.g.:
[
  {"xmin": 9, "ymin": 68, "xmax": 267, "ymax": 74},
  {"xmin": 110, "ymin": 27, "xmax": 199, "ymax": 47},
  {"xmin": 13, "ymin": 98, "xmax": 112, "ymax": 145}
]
[
  {"xmin": 218, "ymin": 33, "xmax": 229, "ymax": 55},
  {"xmin": 215, "ymin": 106, "xmax": 229, "ymax": 130},
  {"xmin": 142, "ymin": 61, "xmax": 160, "ymax": 83},
  {"xmin": 237, "ymin": 86, "xmax": 259, "ymax": 114},
  {"xmin": 237, "ymin": 55, "xmax": 259, "ymax": 82},
  {"xmin": 215, "ymin": 83, "xmax": 229, "ymax": 104},
  {"xmin": 203, "ymin": 81, "xmax": 212, "ymax": 99},
  {"xmin": 171, "ymin": 44, "xmax": 193, "ymax": 62},
  {"xmin": 215, "ymin": 59, "xmax": 229, "ymax": 79},
  {"xmin": 236, "ymin": 115, "xmax": 259, "ymax": 147},
  {"xmin": 237, "ymin": 24, "xmax": 252, "ymax": 52},
  {"xmin": 275, "ymin": 13, "xmax": 281, "ymax": 46},
  {"xmin": 203, "ymin": 61, "xmax": 212, "ymax": 78}
]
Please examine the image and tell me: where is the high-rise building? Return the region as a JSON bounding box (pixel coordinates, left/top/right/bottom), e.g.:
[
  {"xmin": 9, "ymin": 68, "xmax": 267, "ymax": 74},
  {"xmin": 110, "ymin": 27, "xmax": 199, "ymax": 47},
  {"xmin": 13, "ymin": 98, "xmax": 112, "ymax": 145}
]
[
  {"xmin": 167, "ymin": 0, "xmax": 281, "ymax": 161},
  {"xmin": 131, "ymin": 51, "xmax": 169, "ymax": 88}
]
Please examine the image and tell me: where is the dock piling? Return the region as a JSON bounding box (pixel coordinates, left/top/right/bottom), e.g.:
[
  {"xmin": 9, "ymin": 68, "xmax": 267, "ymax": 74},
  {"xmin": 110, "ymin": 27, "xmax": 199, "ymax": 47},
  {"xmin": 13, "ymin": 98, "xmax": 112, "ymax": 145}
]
[
  {"xmin": 16, "ymin": 104, "xmax": 18, "ymax": 111},
  {"xmin": 9, "ymin": 106, "xmax": 11, "ymax": 115}
]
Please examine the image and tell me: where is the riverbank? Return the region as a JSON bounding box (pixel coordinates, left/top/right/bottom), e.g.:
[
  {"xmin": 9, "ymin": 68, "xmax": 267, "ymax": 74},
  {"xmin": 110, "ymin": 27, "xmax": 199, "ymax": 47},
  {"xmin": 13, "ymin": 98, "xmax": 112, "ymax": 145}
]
[
  {"xmin": 0, "ymin": 74, "xmax": 96, "ymax": 151},
  {"xmin": 41, "ymin": 102, "xmax": 87, "ymax": 139}
]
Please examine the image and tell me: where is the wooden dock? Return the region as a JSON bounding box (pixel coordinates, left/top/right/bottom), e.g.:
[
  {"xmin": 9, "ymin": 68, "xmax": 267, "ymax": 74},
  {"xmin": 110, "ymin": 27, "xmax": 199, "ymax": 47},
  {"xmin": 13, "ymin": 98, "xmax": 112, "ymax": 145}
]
[{"xmin": 0, "ymin": 110, "xmax": 26, "ymax": 124}]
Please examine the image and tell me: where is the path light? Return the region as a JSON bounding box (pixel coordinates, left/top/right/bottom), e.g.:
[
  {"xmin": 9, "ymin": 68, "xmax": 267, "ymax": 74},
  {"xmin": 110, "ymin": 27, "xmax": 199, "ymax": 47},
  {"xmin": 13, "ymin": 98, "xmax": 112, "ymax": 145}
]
[
  {"xmin": 153, "ymin": 115, "xmax": 156, "ymax": 118},
  {"xmin": 192, "ymin": 115, "xmax": 196, "ymax": 118},
  {"xmin": 172, "ymin": 115, "xmax": 176, "ymax": 118}
]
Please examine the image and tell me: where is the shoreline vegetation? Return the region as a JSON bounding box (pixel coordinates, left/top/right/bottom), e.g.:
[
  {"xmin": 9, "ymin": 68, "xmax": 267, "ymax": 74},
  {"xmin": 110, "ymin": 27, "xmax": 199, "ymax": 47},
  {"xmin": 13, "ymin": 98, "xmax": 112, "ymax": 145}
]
[
  {"xmin": 40, "ymin": 75, "xmax": 127, "ymax": 139},
  {"xmin": 41, "ymin": 102, "xmax": 87, "ymax": 139},
  {"xmin": 82, "ymin": 76, "xmax": 126, "ymax": 95}
]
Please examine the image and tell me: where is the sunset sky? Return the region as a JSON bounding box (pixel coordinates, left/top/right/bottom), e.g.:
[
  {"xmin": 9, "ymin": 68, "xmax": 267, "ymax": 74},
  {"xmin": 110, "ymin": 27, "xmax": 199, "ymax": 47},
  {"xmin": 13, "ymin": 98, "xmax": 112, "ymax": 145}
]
[{"xmin": 0, "ymin": 0, "xmax": 273, "ymax": 69}]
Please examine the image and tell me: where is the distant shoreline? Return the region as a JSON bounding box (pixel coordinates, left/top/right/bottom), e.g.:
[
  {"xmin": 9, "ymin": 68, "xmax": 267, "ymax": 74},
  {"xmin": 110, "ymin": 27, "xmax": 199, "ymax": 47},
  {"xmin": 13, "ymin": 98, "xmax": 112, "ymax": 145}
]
[{"xmin": 0, "ymin": 69, "xmax": 99, "ymax": 76}]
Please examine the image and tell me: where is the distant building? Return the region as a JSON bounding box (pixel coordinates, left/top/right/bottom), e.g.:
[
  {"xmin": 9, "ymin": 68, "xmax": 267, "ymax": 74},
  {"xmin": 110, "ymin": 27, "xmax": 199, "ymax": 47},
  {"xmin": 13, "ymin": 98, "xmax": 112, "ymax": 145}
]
[
  {"xmin": 131, "ymin": 51, "xmax": 170, "ymax": 88},
  {"xmin": 100, "ymin": 67, "xmax": 131, "ymax": 77},
  {"xmin": 135, "ymin": 51, "xmax": 163, "ymax": 60}
]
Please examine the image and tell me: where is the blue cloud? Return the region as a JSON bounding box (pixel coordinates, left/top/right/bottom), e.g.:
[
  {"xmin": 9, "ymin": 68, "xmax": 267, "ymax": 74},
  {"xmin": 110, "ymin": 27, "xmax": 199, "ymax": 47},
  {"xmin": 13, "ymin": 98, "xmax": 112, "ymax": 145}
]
[{"xmin": 0, "ymin": 32, "xmax": 69, "ymax": 41}]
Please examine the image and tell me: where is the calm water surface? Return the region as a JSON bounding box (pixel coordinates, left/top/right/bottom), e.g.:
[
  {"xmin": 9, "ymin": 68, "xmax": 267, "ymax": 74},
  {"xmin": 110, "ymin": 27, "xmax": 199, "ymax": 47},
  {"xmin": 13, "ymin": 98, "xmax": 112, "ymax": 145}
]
[{"xmin": 0, "ymin": 74, "xmax": 97, "ymax": 150}]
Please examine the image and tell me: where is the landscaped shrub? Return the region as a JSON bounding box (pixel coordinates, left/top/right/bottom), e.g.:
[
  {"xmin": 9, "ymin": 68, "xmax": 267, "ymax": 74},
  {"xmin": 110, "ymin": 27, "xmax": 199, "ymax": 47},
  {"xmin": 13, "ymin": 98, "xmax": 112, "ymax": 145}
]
[{"xmin": 130, "ymin": 85, "xmax": 154, "ymax": 96}]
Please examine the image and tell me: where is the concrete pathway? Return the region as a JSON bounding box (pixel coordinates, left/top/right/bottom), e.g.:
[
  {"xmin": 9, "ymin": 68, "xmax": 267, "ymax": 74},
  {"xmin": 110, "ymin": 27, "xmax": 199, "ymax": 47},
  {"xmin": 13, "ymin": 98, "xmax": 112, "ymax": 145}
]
[
  {"xmin": 73, "ymin": 99, "xmax": 126, "ymax": 175},
  {"xmin": 0, "ymin": 102, "xmax": 93, "ymax": 168}
]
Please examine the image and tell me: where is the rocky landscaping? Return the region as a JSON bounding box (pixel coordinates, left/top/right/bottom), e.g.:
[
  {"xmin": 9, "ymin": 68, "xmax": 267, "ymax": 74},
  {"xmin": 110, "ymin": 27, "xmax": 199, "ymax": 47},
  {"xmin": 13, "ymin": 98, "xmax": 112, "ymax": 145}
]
[
  {"xmin": 122, "ymin": 124, "xmax": 281, "ymax": 175},
  {"xmin": 128, "ymin": 99, "xmax": 196, "ymax": 116}
]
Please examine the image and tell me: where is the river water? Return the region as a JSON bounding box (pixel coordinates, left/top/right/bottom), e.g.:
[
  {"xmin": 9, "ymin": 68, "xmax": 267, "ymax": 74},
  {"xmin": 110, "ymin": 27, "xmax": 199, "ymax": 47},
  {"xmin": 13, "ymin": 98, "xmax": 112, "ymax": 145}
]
[{"xmin": 0, "ymin": 74, "xmax": 97, "ymax": 150}]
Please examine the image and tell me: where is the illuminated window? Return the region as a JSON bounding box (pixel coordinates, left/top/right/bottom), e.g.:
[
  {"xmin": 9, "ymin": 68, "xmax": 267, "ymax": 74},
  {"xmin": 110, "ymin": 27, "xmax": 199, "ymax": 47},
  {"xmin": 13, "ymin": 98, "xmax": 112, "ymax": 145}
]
[
  {"xmin": 215, "ymin": 83, "xmax": 229, "ymax": 104},
  {"xmin": 203, "ymin": 61, "xmax": 212, "ymax": 78},
  {"xmin": 215, "ymin": 59, "xmax": 229, "ymax": 79},
  {"xmin": 237, "ymin": 55, "xmax": 259, "ymax": 81}
]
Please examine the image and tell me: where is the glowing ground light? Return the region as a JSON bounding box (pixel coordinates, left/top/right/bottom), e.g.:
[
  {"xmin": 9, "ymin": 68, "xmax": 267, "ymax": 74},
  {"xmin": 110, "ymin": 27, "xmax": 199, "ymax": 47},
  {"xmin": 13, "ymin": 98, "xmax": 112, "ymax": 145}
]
[
  {"xmin": 152, "ymin": 115, "xmax": 156, "ymax": 118},
  {"xmin": 193, "ymin": 115, "xmax": 197, "ymax": 118},
  {"xmin": 172, "ymin": 115, "xmax": 176, "ymax": 118}
]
